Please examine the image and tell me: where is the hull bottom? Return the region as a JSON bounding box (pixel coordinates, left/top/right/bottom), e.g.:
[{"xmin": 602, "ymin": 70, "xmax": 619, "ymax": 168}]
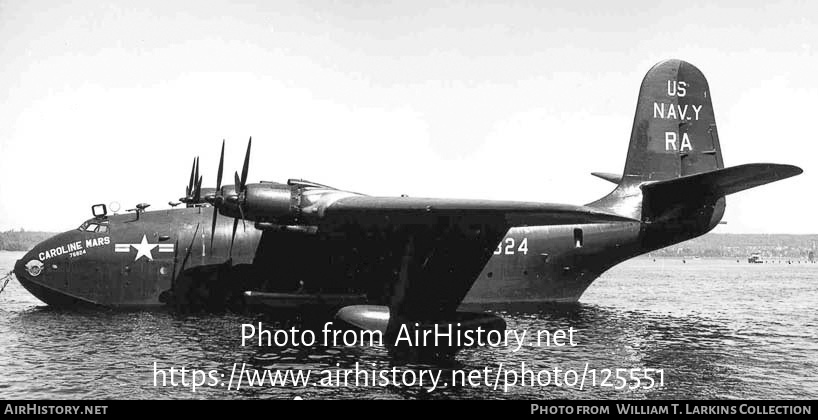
[
  {"xmin": 15, "ymin": 271, "xmax": 598, "ymax": 312},
  {"xmin": 16, "ymin": 276, "xmax": 101, "ymax": 308}
]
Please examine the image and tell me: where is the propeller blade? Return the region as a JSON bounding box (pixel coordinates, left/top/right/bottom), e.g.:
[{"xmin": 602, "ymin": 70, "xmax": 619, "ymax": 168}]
[
  {"xmin": 238, "ymin": 201, "xmax": 247, "ymax": 232},
  {"xmin": 234, "ymin": 171, "xmax": 241, "ymax": 196},
  {"xmin": 231, "ymin": 171, "xmax": 246, "ymax": 231},
  {"xmin": 170, "ymin": 238, "xmax": 180, "ymax": 292},
  {"xmin": 209, "ymin": 208, "xmax": 218, "ymax": 254},
  {"xmin": 210, "ymin": 140, "xmax": 226, "ymax": 253},
  {"xmin": 187, "ymin": 157, "xmax": 196, "ymax": 198},
  {"xmin": 172, "ymin": 223, "xmax": 199, "ymax": 307},
  {"xmin": 194, "ymin": 157, "xmax": 199, "ymax": 194},
  {"xmin": 240, "ymin": 137, "xmax": 251, "ymax": 191},
  {"xmin": 194, "ymin": 175, "xmax": 203, "ymax": 202},
  {"xmin": 180, "ymin": 225, "xmax": 199, "ymax": 276},
  {"xmin": 229, "ymin": 217, "xmax": 239, "ymax": 257},
  {"xmin": 216, "ymin": 139, "xmax": 225, "ymax": 190}
]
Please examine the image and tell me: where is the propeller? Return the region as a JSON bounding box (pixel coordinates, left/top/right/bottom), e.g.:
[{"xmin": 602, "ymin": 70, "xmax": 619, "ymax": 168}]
[
  {"xmin": 229, "ymin": 217, "xmax": 240, "ymax": 257},
  {"xmin": 170, "ymin": 224, "xmax": 199, "ymax": 308},
  {"xmin": 179, "ymin": 224, "xmax": 199, "ymax": 274},
  {"xmin": 240, "ymin": 137, "xmax": 251, "ymax": 189},
  {"xmin": 192, "ymin": 155, "xmax": 203, "ymax": 203},
  {"xmin": 202, "ymin": 137, "xmax": 251, "ymax": 260},
  {"xmin": 185, "ymin": 157, "xmax": 196, "ymax": 201},
  {"xmin": 209, "ymin": 140, "xmax": 225, "ymax": 253},
  {"xmin": 228, "ymin": 138, "xmax": 252, "ymax": 254},
  {"xmin": 194, "ymin": 174, "xmax": 203, "ymax": 203},
  {"xmin": 230, "ymin": 137, "xmax": 253, "ymax": 255},
  {"xmin": 182, "ymin": 157, "xmax": 204, "ymax": 204}
]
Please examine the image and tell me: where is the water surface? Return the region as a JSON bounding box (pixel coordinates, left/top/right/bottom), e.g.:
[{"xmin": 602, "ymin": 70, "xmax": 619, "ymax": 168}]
[{"xmin": 1, "ymin": 251, "xmax": 815, "ymax": 399}]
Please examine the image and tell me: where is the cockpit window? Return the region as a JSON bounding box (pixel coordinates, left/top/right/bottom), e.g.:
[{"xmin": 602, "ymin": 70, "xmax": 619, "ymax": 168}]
[{"xmin": 78, "ymin": 220, "xmax": 109, "ymax": 233}]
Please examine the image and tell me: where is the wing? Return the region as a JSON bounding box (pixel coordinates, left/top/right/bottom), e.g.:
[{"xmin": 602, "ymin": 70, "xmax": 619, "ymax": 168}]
[
  {"xmin": 237, "ymin": 187, "xmax": 639, "ymax": 350},
  {"xmin": 303, "ymin": 195, "xmax": 637, "ymax": 338},
  {"xmin": 313, "ymin": 195, "xmax": 637, "ymax": 226}
]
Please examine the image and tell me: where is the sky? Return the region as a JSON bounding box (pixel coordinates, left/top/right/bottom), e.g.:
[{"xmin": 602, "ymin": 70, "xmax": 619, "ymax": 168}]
[{"xmin": 0, "ymin": 0, "xmax": 815, "ymax": 233}]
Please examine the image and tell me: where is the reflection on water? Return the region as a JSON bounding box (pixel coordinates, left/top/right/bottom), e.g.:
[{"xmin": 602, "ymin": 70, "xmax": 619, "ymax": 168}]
[{"xmin": 1, "ymin": 251, "xmax": 816, "ymax": 399}]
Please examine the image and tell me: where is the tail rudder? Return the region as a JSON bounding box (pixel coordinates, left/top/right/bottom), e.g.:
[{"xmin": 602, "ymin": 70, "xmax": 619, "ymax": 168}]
[{"xmin": 590, "ymin": 59, "xmax": 801, "ymax": 232}]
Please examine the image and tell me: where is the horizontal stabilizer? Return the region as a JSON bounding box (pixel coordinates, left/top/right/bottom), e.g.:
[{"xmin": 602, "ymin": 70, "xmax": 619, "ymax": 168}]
[
  {"xmin": 591, "ymin": 172, "xmax": 622, "ymax": 184},
  {"xmin": 641, "ymin": 163, "xmax": 802, "ymax": 197}
]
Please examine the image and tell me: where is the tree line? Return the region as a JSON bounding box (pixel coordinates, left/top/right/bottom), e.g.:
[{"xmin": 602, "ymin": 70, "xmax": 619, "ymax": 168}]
[{"xmin": 0, "ymin": 230, "xmax": 57, "ymax": 251}]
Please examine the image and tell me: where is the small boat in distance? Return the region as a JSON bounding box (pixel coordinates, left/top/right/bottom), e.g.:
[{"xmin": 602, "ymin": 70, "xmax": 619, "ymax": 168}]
[{"xmin": 748, "ymin": 253, "xmax": 763, "ymax": 264}]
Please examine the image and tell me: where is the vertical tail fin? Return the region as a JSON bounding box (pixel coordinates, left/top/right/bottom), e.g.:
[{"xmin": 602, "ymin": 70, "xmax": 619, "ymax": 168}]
[
  {"xmin": 589, "ymin": 59, "xmax": 801, "ymax": 240},
  {"xmin": 590, "ymin": 59, "xmax": 724, "ymax": 220},
  {"xmin": 622, "ymin": 59, "xmax": 723, "ymax": 183}
]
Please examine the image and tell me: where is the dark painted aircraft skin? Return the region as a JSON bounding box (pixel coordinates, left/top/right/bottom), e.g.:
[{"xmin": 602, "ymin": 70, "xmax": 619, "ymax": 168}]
[
  {"xmin": 13, "ymin": 208, "xmax": 640, "ymax": 308},
  {"xmin": 14, "ymin": 207, "xmax": 262, "ymax": 309},
  {"xmin": 12, "ymin": 60, "xmax": 802, "ymax": 349}
]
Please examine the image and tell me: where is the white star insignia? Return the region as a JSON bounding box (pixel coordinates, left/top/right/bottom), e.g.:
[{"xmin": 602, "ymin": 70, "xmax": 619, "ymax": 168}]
[{"xmin": 131, "ymin": 234, "xmax": 158, "ymax": 262}]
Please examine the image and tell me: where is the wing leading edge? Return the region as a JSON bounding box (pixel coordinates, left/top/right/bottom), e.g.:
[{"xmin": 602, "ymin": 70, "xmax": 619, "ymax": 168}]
[{"xmin": 315, "ymin": 196, "xmax": 639, "ymax": 227}]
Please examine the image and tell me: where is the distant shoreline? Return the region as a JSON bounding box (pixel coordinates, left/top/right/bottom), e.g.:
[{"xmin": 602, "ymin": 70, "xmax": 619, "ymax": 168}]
[
  {"xmin": 639, "ymin": 255, "xmax": 816, "ymax": 263},
  {"xmin": 648, "ymin": 233, "xmax": 818, "ymax": 259}
]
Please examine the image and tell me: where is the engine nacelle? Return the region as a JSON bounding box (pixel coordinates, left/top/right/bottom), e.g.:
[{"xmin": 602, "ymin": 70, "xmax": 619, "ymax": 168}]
[
  {"xmin": 245, "ymin": 183, "xmax": 295, "ymax": 222},
  {"xmin": 219, "ymin": 183, "xmax": 296, "ymax": 223}
]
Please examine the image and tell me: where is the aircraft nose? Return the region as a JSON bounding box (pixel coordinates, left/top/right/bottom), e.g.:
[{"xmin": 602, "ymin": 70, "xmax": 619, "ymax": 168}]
[
  {"xmin": 15, "ymin": 229, "xmax": 82, "ymax": 282},
  {"xmin": 13, "ymin": 256, "xmax": 26, "ymax": 279},
  {"xmin": 14, "ymin": 247, "xmax": 44, "ymax": 281}
]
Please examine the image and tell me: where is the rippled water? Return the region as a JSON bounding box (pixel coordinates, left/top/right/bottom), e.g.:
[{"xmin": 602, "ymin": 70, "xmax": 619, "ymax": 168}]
[{"xmin": 1, "ymin": 251, "xmax": 816, "ymax": 399}]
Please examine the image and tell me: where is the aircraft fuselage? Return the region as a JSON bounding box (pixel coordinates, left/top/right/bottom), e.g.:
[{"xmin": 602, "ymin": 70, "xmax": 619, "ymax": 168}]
[{"xmin": 11, "ymin": 204, "xmax": 694, "ymax": 310}]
